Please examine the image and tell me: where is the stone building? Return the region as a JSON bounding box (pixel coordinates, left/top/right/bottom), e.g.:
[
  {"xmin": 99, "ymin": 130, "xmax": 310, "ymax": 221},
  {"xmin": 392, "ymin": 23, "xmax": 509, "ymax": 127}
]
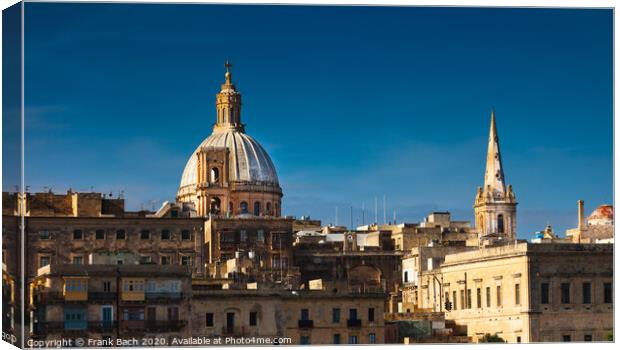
[
  {"xmin": 474, "ymin": 111, "xmax": 517, "ymax": 240},
  {"xmin": 204, "ymin": 216, "xmax": 294, "ymax": 275},
  {"xmin": 176, "ymin": 63, "xmax": 282, "ymax": 217},
  {"xmin": 416, "ymin": 242, "xmax": 613, "ymax": 343},
  {"xmin": 29, "ymin": 264, "xmax": 192, "ymax": 343},
  {"xmin": 190, "ymin": 280, "xmax": 385, "ymax": 345}
]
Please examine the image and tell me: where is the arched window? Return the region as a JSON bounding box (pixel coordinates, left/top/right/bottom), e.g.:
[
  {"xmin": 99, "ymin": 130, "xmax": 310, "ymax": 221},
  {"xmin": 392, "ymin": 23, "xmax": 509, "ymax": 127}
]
[
  {"xmin": 253, "ymin": 202, "xmax": 261, "ymax": 216},
  {"xmin": 210, "ymin": 168, "xmax": 220, "ymax": 183},
  {"xmin": 266, "ymin": 202, "xmax": 272, "ymax": 215},
  {"xmin": 240, "ymin": 201, "xmax": 248, "ymax": 214},
  {"xmin": 210, "ymin": 197, "xmax": 221, "ymax": 214},
  {"xmin": 497, "ymin": 214, "xmax": 505, "ymax": 234}
]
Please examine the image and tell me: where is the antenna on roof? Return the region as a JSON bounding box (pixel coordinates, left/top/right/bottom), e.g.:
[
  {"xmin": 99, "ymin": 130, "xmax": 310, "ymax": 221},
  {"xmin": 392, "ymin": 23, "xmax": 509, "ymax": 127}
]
[
  {"xmin": 383, "ymin": 195, "xmax": 387, "ymax": 225},
  {"xmin": 362, "ymin": 202, "xmax": 365, "ymax": 226},
  {"xmin": 350, "ymin": 206, "xmax": 353, "ymax": 229},
  {"xmin": 335, "ymin": 206, "xmax": 339, "ymax": 226},
  {"xmin": 374, "ymin": 197, "xmax": 378, "ymax": 224}
]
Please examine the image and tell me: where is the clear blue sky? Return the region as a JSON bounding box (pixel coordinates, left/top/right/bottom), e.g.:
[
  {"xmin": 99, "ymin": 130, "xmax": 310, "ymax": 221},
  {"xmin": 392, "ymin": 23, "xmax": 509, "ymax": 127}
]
[{"xmin": 21, "ymin": 4, "xmax": 612, "ymax": 238}]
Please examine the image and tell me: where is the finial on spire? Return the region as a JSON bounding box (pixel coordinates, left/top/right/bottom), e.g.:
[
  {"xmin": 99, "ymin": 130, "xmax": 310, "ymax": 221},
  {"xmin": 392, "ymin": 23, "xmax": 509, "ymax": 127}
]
[{"xmin": 224, "ymin": 60, "xmax": 233, "ymax": 84}]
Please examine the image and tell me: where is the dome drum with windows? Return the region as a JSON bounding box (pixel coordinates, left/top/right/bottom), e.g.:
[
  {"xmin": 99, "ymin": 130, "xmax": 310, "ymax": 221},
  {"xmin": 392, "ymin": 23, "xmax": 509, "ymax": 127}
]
[{"xmin": 177, "ymin": 63, "xmax": 283, "ymax": 217}]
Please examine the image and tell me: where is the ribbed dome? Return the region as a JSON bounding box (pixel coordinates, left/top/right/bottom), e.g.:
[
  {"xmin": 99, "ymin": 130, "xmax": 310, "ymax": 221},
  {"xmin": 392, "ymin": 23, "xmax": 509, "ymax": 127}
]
[
  {"xmin": 587, "ymin": 204, "xmax": 613, "ymax": 225},
  {"xmin": 178, "ymin": 130, "xmax": 279, "ymax": 195}
]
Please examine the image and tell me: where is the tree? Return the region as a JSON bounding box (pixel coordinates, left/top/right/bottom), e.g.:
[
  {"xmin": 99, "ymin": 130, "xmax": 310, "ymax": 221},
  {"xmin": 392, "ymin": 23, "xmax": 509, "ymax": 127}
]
[{"xmin": 479, "ymin": 333, "xmax": 506, "ymax": 343}]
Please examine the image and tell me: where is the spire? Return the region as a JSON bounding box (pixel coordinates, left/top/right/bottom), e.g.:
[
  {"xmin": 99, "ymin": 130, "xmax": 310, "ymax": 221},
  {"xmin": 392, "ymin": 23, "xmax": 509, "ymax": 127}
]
[
  {"xmin": 483, "ymin": 109, "xmax": 506, "ymax": 196},
  {"xmin": 214, "ymin": 61, "xmax": 244, "ymax": 133}
]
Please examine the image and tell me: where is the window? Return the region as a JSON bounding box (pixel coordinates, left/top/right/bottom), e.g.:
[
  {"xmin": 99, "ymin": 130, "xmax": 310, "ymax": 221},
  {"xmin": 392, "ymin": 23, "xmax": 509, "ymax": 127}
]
[
  {"xmin": 123, "ymin": 280, "xmax": 144, "ymax": 292},
  {"xmin": 562, "ymin": 335, "xmax": 571, "ymax": 342},
  {"xmin": 369, "ymin": 333, "xmax": 376, "ymax": 344},
  {"xmin": 404, "ymin": 271, "xmax": 409, "ymax": 283},
  {"xmin": 476, "ymin": 288, "xmax": 482, "ymax": 308},
  {"xmin": 249, "ymin": 311, "xmax": 257, "ymax": 326},
  {"xmin": 253, "ymin": 201, "xmax": 261, "ymax": 216},
  {"xmin": 140, "ymin": 256, "xmax": 152, "ymax": 264},
  {"xmin": 116, "ymin": 230, "xmax": 125, "ymax": 239},
  {"xmin": 333, "ymin": 334, "xmax": 341, "ymax": 344},
  {"xmin": 300, "ymin": 309, "xmax": 309, "ymax": 321},
  {"xmin": 497, "ymin": 214, "xmax": 504, "ymax": 234},
  {"xmin": 73, "ymin": 256, "xmax": 83, "ymax": 265},
  {"xmin": 161, "ymin": 256, "xmax": 170, "ymax": 265},
  {"xmin": 300, "ymin": 336, "xmax": 310, "ymax": 345},
  {"xmin": 206, "ymin": 313, "xmax": 214, "ymax": 327},
  {"xmin": 349, "ymin": 308, "xmax": 358, "ymax": 320},
  {"xmin": 240, "ymin": 201, "xmax": 248, "ymax": 214},
  {"xmin": 181, "ymin": 256, "xmax": 191, "ymax": 266},
  {"xmin": 240, "ymin": 230, "xmax": 247, "ymax": 241},
  {"xmin": 181, "ymin": 230, "xmax": 191, "ymax": 240},
  {"xmin": 486, "ymin": 287, "xmax": 491, "ymax": 307},
  {"xmin": 332, "ymin": 308, "xmax": 340, "ymax": 323},
  {"xmin": 368, "ymin": 308, "xmax": 375, "ymax": 322},
  {"xmin": 167, "ymin": 307, "xmax": 179, "ymax": 321},
  {"xmin": 73, "ymin": 230, "xmax": 83, "ymax": 240},
  {"xmin": 257, "ymin": 230, "xmax": 264, "ymax": 243},
  {"xmin": 515, "ymin": 284, "xmax": 521, "ymax": 305},
  {"xmin": 584, "ymin": 334, "xmax": 592, "ymax": 342},
  {"xmin": 64, "ymin": 308, "xmax": 87, "ymax": 329},
  {"xmin": 541, "ymin": 283, "xmax": 549, "ymax": 304},
  {"xmin": 604, "ymin": 283, "xmax": 612, "ymax": 303},
  {"xmin": 39, "ymin": 230, "xmax": 50, "ymax": 240},
  {"xmin": 561, "ymin": 283, "xmax": 571, "ymax": 304},
  {"xmin": 496, "ymin": 285, "xmax": 502, "ymax": 306},
  {"xmin": 467, "ymin": 289, "xmax": 472, "ymax": 309},
  {"xmin": 103, "ymin": 281, "xmax": 111, "ymax": 292},
  {"xmin": 95, "ymin": 230, "xmax": 105, "ymax": 239},
  {"xmin": 161, "ymin": 230, "xmax": 171, "ymax": 240},
  {"xmin": 453, "ymin": 291, "xmax": 458, "ymax": 310},
  {"xmin": 122, "ymin": 308, "xmax": 144, "ymax": 321},
  {"xmin": 170, "ymin": 210, "xmax": 178, "ymax": 218},
  {"xmin": 517, "ymin": 336, "xmax": 521, "ymax": 343},
  {"xmin": 348, "ymin": 335, "xmax": 358, "ymax": 344},
  {"xmin": 65, "ymin": 279, "xmax": 87, "ymax": 292},
  {"xmin": 39, "ymin": 256, "xmax": 50, "ymax": 268},
  {"xmin": 140, "ymin": 230, "xmax": 150, "ymax": 240},
  {"xmin": 210, "ymin": 168, "xmax": 219, "ymax": 183},
  {"xmin": 460, "ymin": 290, "xmax": 465, "ymax": 309},
  {"xmin": 582, "ymin": 282, "xmax": 591, "ymax": 304}
]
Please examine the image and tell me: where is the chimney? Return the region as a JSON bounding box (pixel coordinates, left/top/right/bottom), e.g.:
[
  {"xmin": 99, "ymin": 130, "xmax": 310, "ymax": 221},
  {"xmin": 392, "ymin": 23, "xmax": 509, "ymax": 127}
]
[{"xmin": 578, "ymin": 200, "xmax": 585, "ymax": 231}]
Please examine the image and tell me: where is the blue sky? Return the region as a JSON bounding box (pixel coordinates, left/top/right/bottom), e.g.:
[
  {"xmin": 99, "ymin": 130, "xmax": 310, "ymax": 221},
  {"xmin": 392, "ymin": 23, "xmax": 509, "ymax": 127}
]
[{"xmin": 20, "ymin": 4, "xmax": 612, "ymax": 238}]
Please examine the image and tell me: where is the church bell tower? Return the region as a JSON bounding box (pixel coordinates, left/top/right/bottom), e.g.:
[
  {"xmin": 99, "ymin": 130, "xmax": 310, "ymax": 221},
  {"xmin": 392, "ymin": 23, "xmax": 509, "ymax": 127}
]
[{"xmin": 474, "ymin": 110, "xmax": 517, "ymax": 240}]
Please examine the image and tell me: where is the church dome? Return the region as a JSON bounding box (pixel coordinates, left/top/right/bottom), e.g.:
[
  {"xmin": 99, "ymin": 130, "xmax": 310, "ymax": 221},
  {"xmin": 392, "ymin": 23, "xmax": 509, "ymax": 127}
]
[
  {"xmin": 176, "ymin": 62, "xmax": 283, "ymax": 217},
  {"xmin": 587, "ymin": 204, "xmax": 613, "ymax": 226},
  {"xmin": 178, "ymin": 130, "xmax": 279, "ymax": 196}
]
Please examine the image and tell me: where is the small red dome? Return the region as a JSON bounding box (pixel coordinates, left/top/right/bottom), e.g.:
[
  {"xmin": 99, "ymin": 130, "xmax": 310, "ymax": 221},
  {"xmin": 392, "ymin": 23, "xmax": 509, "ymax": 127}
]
[{"xmin": 587, "ymin": 204, "xmax": 613, "ymax": 222}]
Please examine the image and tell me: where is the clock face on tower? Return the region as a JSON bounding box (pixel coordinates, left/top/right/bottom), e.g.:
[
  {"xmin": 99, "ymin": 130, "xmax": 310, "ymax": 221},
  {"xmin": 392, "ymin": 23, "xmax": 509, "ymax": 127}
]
[{"xmin": 347, "ymin": 234, "xmax": 354, "ymax": 242}]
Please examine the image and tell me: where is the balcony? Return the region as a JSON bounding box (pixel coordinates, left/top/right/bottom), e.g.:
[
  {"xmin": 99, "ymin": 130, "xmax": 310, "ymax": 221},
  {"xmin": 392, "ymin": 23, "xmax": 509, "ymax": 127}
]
[
  {"xmin": 88, "ymin": 292, "xmax": 117, "ymax": 302},
  {"xmin": 145, "ymin": 292, "xmax": 183, "ymax": 302},
  {"xmin": 34, "ymin": 292, "xmax": 65, "ymax": 304},
  {"xmin": 146, "ymin": 320, "xmax": 187, "ymax": 332},
  {"xmin": 347, "ymin": 319, "xmax": 362, "ymax": 328},
  {"xmin": 298, "ymin": 319, "xmax": 314, "ymax": 328},
  {"xmin": 221, "ymin": 326, "xmax": 248, "ymax": 336},
  {"xmin": 88, "ymin": 321, "xmax": 117, "ymax": 331}
]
